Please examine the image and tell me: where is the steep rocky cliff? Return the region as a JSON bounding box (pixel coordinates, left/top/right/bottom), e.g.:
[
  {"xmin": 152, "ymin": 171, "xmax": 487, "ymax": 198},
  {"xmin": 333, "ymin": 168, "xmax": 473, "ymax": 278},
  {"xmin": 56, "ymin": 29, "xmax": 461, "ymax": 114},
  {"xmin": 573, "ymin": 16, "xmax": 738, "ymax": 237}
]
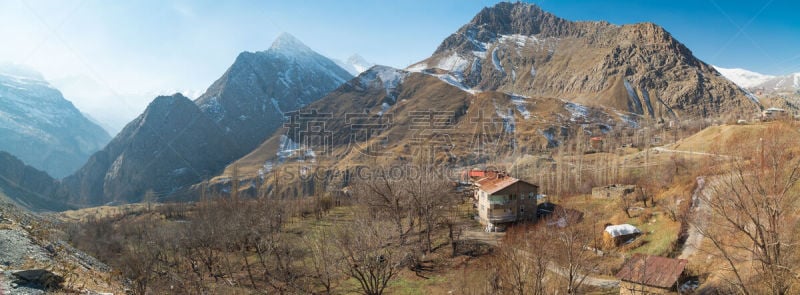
[{"xmin": 409, "ymin": 2, "xmax": 760, "ymax": 121}]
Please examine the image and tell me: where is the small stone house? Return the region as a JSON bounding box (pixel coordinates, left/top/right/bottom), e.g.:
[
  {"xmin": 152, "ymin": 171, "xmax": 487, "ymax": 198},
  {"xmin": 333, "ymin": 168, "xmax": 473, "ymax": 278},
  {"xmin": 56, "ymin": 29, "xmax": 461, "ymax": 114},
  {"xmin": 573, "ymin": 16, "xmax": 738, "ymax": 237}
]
[
  {"xmin": 603, "ymin": 224, "xmax": 641, "ymax": 247},
  {"xmin": 762, "ymin": 107, "xmax": 788, "ymax": 121},
  {"xmin": 592, "ymin": 184, "xmax": 636, "ymax": 199},
  {"xmin": 616, "ymin": 254, "xmax": 688, "ymax": 294},
  {"xmin": 589, "ymin": 136, "xmax": 603, "ymax": 150}
]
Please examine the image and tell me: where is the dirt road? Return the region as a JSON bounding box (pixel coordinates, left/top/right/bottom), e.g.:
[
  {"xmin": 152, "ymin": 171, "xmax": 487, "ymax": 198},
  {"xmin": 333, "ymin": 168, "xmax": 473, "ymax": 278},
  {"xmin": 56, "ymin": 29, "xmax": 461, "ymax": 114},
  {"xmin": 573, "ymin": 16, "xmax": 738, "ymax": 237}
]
[{"xmin": 679, "ymin": 176, "xmax": 711, "ymax": 259}]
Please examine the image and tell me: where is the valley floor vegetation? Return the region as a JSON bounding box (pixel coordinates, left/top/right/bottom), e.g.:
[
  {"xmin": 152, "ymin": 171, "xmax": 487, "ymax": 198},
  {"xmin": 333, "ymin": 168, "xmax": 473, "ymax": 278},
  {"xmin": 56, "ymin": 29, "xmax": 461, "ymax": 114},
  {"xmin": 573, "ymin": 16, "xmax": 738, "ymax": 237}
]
[{"xmin": 57, "ymin": 120, "xmax": 800, "ymax": 295}]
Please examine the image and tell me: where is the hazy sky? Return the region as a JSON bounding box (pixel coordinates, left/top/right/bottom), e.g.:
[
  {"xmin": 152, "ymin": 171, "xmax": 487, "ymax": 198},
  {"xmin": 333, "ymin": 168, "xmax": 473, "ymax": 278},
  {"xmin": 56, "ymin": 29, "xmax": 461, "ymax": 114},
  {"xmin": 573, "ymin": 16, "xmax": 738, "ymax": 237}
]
[{"xmin": 1, "ymin": 0, "xmax": 797, "ymax": 133}]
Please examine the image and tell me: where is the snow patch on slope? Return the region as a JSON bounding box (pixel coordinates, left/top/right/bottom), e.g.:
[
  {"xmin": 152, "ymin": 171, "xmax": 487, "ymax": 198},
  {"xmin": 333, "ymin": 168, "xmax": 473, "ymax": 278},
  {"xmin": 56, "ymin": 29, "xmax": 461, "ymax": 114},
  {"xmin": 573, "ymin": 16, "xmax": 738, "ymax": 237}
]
[
  {"xmin": 794, "ymin": 73, "xmax": 800, "ymax": 88},
  {"xmin": 623, "ymin": 79, "xmax": 644, "ymax": 114},
  {"xmin": 508, "ymin": 94, "xmax": 531, "ymax": 119},
  {"xmin": 436, "ymin": 52, "xmax": 470, "ymax": 73},
  {"xmin": 563, "ymin": 101, "xmax": 588, "ymax": 122},
  {"xmin": 744, "ymin": 90, "xmax": 760, "ymax": 104},
  {"xmin": 360, "ymin": 66, "xmax": 409, "ymax": 99},
  {"xmin": 431, "ymin": 74, "xmax": 480, "ymax": 94},
  {"xmin": 499, "ymin": 34, "xmax": 534, "ymax": 47},
  {"xmin": 491, "ymin": 48, "xmax": 504, "ymax": 72},
  {"xmin": 406, "ymin": 62, "xmax": 427, "ymax": 73}
]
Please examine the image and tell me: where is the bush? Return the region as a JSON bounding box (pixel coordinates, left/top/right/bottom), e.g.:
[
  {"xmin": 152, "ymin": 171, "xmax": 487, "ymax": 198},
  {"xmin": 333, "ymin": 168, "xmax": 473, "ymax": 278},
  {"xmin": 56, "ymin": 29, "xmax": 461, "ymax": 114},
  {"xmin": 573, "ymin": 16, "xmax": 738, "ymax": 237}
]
[{"xmin": 638, "ymin": 211, "xmax": 654, "ymax": 223}]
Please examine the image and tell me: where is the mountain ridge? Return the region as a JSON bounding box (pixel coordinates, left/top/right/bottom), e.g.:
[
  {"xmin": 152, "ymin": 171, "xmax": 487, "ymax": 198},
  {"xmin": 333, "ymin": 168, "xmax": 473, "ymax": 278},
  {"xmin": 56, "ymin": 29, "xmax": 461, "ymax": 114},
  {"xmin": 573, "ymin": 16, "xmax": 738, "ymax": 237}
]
[
  {"xmin": 0, "ymin": 63, "xmax": 110, "ymax": 178},
  {"xmin": 409, "ymin": 2, "xmax": 760, "ymax": 120},
  {"xmin": 64, "ymin": 34, "xmax": 353, "ymax": 205}
]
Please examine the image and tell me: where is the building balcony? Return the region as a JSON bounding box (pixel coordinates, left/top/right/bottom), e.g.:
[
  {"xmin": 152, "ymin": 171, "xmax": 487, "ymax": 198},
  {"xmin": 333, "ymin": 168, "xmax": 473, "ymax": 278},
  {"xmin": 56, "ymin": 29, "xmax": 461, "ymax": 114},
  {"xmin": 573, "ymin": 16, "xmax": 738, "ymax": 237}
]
[
  {"xmin": 489, "ymin": 203, "xmax": 513, "ymax": 210},
  {"xmin": 487, "ymin": 213, "xmax": 517, "ymax": 223}
]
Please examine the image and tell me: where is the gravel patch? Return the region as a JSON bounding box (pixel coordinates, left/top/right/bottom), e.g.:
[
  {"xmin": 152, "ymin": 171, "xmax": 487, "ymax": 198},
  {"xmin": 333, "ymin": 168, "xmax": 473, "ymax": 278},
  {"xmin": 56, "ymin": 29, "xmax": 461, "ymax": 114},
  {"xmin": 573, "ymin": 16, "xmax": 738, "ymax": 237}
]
[
  {"xmin": 0, "ymin": 270, "xmax": 45, "ymax": 295},
  {"xmin": 0, "ymin": 229, "xmax": 52, "ymax": 268}
]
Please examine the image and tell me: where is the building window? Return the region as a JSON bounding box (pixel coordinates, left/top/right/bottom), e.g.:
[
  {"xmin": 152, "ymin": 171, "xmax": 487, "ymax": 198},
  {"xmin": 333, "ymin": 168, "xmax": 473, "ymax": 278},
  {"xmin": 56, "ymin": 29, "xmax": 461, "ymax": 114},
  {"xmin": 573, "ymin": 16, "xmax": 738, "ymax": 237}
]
[
  {"xmin": 529, "ymin": 192, "xmax": 534, "ymax": 199},
  {"xmin": 520, "ymin": 206, "xmax": 524, "ymax": 213}
]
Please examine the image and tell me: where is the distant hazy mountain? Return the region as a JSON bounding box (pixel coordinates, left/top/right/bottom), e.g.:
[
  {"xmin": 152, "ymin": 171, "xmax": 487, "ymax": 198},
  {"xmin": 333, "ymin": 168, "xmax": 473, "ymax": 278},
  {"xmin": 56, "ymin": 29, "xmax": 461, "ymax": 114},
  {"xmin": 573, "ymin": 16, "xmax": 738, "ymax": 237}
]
[
  {"xmin": 0, "ymin": 151, "xmax": 75, "ymax": 211},
  {"xmin": 49, "ymin": 74, "xmax": 204, "ymax": 136},
  {"xmin": 0, "ymin": 63, "xmax": 110, "ymax": 178},
  {"xmin": 65, "ymin": 33, "xmax": 352, "ymax": 205},
  {"xmin": 334, "ymin": 54, "xmax": 375, "ymax": 76},
  {"xmin": 713, "ymin": 66, "xmax": 775, "ymax": 88},
  {"xmin": 714, "ymin": 66, "xmax": 800, "ymax": 96}
]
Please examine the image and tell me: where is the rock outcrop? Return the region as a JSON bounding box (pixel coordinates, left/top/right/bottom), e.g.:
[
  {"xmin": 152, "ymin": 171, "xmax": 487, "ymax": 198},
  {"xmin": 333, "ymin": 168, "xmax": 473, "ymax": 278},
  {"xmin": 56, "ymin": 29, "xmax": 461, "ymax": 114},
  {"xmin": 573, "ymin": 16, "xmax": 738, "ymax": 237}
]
[{"xmin": 410, "ymin": 2, "xmax": 760, "ymax": 120}]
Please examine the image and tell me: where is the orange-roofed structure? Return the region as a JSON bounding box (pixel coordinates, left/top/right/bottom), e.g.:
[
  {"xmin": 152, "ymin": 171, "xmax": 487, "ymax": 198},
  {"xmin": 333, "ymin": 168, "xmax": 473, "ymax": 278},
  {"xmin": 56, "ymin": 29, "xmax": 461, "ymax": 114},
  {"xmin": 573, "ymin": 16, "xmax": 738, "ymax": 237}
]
[{"xmin": 472, "ymin": 170, "xmax": 539, "ymax": 231}]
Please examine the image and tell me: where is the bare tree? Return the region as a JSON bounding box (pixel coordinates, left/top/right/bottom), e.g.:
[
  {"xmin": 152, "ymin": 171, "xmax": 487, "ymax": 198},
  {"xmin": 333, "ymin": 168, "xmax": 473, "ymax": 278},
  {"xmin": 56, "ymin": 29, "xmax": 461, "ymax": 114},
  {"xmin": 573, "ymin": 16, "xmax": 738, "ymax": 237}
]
[
  {"xmin": 303, "ymin": 228, "xmax": 343, "ymax": 294},
  {"xmin": 494, "ymin": 226, "xmax": 551, "ymax": 295},
  {"xmin": 547, "ymin": 222, "xmax": 598, "ymax": 294},
  {"xmin": 404, "ymin": 172, "xmax": 458, "ymax": 254},
  {"xmin": 694, "ymin": 123, "xmax": 800, "ymax": 294},
  {"xmin": 333, "ymin": 211, "xmax": 409, "ymax": 295},
  {"xmin": 352, "ymin": 169, "xmax": 414, "ymax": 245}
]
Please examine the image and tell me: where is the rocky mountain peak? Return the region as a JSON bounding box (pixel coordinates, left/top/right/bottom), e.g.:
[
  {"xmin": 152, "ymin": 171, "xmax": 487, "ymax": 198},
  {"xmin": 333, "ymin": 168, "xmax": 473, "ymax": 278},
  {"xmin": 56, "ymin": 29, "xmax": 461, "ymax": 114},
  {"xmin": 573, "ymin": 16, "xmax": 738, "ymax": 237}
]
[
  {"xmin": 268, "ymin": 32, "xmax": 314, "ymax": 55},
  {"xmin": 414, "ymin": 1, "xmax": 759, "ymax": 121},
  {"xmin": 434, "ymin": 2, "xmax": 577, "ymax": 54},
  {"xmin": 66, "ymin": 33, "xmax": 353, "ymax": 205},
  {"xmin": 347, "ymin": 54, "xmax": 370, "ymax": 66}
]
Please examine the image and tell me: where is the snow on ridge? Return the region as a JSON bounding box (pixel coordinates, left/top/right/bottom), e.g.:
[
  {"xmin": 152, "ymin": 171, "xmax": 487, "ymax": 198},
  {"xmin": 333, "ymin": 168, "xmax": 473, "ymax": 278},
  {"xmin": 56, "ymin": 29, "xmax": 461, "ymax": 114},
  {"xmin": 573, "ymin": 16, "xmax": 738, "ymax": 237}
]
[
  {"xmin": 377, "ymin": 102, "xmax": 391, "ymax": 116},
  {"xmin": 794, "ymin": 73, "xmax": 800, "ymax": 88},
  {"xmin": 496, "ymin": 108, "xmax": 515, "ymax": 134},
  {"xmin": 713, "ymin": 65, "xmax": 775, "ymax": 88},
  {"xmin": 742, "ymin": 88, "xmax": 760, "ymax": 104},
  {"xmin": 406, "ymin": 62, "xmax": 427, "ymax": 73},
  {"xmin": 563, "ymin": 100, "xmax": 588, "ymax": 122},
  {"xmin": 508, "ymin": 94, "xmax": 531, "ymax": 119},
  {"xmin": 436, "ymin": 52, "xmax": 470, "ymax": 73},
  {"xmin": 276, "ymin": 134, "xmax": 316, "ymax": 163},
  {"xmin": 614, "ymin": 111, "xmax": 640, "ymax": 128},
  {"xmin": 463, "ymin": 28, "xmax": 488, "ymax": 52},
  {"xmin": 432, "ymin": 74, "xmax": 481, "ymax": 94},
  {"xmin": 499, "ymin": 34, "xmax": 538, "ymax": 47},
  {"xmin": 360, "ymin": 66, "xmax": 409, "ymax": 99}
]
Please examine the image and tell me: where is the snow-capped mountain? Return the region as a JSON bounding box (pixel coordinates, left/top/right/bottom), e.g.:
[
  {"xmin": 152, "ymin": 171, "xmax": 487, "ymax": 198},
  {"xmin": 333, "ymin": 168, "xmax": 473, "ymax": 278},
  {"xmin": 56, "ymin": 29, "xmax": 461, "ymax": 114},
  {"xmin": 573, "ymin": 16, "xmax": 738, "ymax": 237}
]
[
  {"xmin": 714, "ymin": 65, "xmax": 800, "ymax": 94},
  {"xmin": 407, "ymin": 2, "xmax": 759, "ymax": 120},
  {"xmin": 335, "ymin": 54, "xmax": 376, "ymax": 76},
  {"xmin": 713, "ymin": 66, "xmax": 776, "ymax": 88},
  {"xmin": 757, "ymin": 73, "xmax": 800, "ymax": 93},
  {"xmin": 0, "ymin": 63, "xmax": 110, "ymax": 178},
  {"xmin": 65, "ymin": 33, "xmax": 352, "ymax": 205},
  {"xmin": 196, "ymin": 32, "xmax": 353, "ymax": 152}
]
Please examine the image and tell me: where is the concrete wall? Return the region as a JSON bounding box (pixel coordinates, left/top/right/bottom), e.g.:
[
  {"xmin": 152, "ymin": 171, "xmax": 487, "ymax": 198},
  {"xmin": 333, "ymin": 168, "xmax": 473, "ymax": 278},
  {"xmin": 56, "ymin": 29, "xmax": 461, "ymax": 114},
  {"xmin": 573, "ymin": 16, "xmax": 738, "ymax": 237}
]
[
  {"xmin": 619, "ymin": 281, "xmax": 671, "ymax": 294},
  {"xmin": 592, "ymin": 184, "xmax": 636, "ymax": 199}
]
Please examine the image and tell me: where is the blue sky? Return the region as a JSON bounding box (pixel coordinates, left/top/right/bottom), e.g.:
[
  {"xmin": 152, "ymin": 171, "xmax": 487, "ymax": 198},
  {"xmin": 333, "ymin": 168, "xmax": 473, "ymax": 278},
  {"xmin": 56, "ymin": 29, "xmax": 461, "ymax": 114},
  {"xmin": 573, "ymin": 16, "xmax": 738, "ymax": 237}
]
[{"xmin": 0, "ymin": 0, "xmax": 797, "ymax": 132}]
